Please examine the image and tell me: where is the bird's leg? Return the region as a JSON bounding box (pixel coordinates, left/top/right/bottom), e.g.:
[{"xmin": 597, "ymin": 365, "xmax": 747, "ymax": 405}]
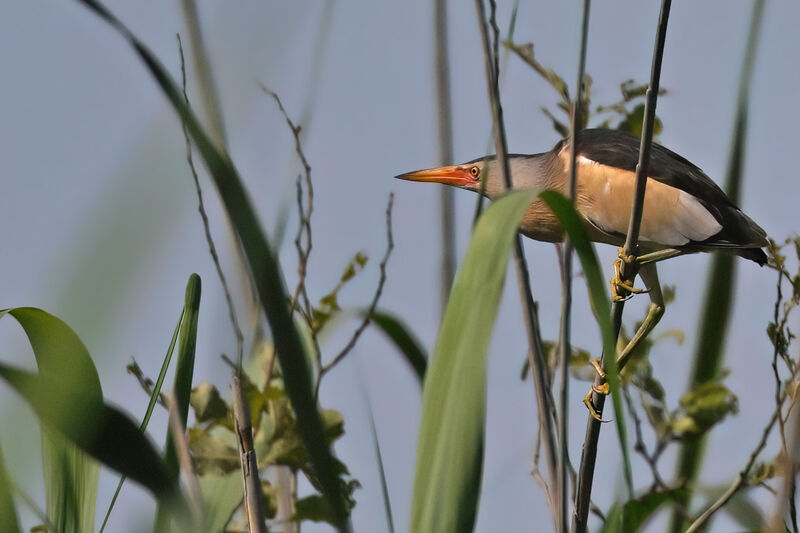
[
  {"xmin": 636, "ymin": 248, "xmax": 690, "ymax": 266},
  {"xmin": 610, "ymin": 247, "xmax": 649, "ymax": 301},
  {"xmin": 616, "ymin": 263, "xmax": 665, "ymax": 370},
  {"xmin": 584, "ymin": 263, "xmax": 665, "ymax": 421}
]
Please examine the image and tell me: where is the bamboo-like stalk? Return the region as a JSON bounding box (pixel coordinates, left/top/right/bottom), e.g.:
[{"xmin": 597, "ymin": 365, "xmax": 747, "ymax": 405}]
[
  {"xmin": 559, "ymin": 2, "xmax": 591, "ymax": 531},
  {"xmin": 572, "ymin": 2, "xmax": 672, "ymax": 531},
  {"xmin": 232, "ymin": 377, "xmax": 268, "ymax": 533},
  {"xmin": 434, "ymin": 0, "xmax": 456, "ymax": 316},
  {"xmin": 473, "ymin": 0, "xmax": 559, "ymax": 523},
  {"xmin": 668, "ymin": 2, "xmax": 765, "ymax": 529}
]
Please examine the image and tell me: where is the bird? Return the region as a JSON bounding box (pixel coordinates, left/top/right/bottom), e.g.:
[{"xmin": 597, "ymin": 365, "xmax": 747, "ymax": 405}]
[{"xmin": 395, "ymin": 128, "xmax": 768, "ymax": 415}]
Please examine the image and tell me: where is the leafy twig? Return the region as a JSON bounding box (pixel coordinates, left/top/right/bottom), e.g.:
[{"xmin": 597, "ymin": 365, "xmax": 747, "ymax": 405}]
[
  {"xmin": 318, "ymin": 194, "xmax": 395, "ymax": 384},
  {"xmin": 260, "ymin": 85, "xmax": 324, "ymax": 376}
]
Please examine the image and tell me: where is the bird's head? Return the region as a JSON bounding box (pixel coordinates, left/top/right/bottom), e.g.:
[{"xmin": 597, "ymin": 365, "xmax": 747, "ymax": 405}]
[
  {"xmin": 394, "ymin": 156, "xmax": 544, "ymax": 198},
  {"xmin": 394, "ymin": 158, "xmax": 497, "ymax": 195}
]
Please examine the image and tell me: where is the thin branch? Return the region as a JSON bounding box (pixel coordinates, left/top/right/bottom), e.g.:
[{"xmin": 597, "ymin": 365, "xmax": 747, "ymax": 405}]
[
  {"xmin": 319, "ymin": 194, "xmax": 395, "ymax": 384},
  {"xmin": 232, "ymin": 377, "xmax": 269, "ymax": 533},
  {"xmin": 434, "ymin": 0, "xmax": 456, "ymax": 316},
  {"xmin": 573, "ymin": 2, "xmax": 672, "ymax": 531},
  {"xmin": 474, "ymin": 0, "xmax": 559, "ymax": 524},
  {"xmin": 260, "ymin": 85, "xmax": 324, "ymax": 377},
  {"xmin": 559, "ymin": 1, "xmax": 591, "ymax": 530},
  {"xmin": 178, "ymin": 35, "xmax": 245, "ymax": 372}
]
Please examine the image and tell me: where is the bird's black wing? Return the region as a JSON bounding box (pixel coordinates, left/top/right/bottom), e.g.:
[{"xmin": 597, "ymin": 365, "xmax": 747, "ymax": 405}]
[
  {"xmin": 574, "ymin": 129, "xmax": 732, "ymax": 206},
  {"xmin": 567, "ymin": 129, "xmax": 767, "ymax": 258}
]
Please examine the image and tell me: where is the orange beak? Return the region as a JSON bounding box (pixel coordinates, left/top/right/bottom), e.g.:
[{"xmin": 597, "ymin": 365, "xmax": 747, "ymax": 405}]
[{"xmin": 394, "ymin": 165, "xmax": 475, "ymax": 187}]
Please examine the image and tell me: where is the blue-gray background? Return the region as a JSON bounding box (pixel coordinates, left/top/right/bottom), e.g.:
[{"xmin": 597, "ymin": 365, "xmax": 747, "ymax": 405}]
[{"xmin": 2, "ymin": 0, "xmax": 797, "ymax": 531}]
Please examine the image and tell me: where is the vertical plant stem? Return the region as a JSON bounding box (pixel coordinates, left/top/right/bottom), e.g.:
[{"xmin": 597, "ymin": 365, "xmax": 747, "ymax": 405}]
[
  {"xmin": 179, "ymin": 0, "xmax": 226, "ymax": 151},
  {"xmin": 559, "ymin": 2, "xmax": 591, "ymax": 531},
  {"xmin": 434, "ymin": 0, "xmax": 456, "ymax": 315},
  {"xmin": 473, "ymin": 0, "xmax": 559, "ymax": 522},
  {"xmin": 233, "ymin": 377, "xmax": 269, "ymax": 533},
  {"xmin": 166, "ymin": 393, "xmax": 204, "ymax": 531},
  {"xmin": 573, "ymin": 1, "xmax": 672, "ymax": 531},
  {"xmin": 668, "ymin": 2, "xmax": 765, "ymax": 529}
]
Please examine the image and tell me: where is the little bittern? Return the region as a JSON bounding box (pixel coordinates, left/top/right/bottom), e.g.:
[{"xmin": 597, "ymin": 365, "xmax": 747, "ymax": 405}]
[{"xmin": 395, "ymin": 128, "xmax": 768, "ymax": 413}]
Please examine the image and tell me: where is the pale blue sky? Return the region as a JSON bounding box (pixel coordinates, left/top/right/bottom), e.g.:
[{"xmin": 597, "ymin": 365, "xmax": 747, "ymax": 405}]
[{"xmin": 2, "ymin": 1, "xmax": 798, "ymax": 531}]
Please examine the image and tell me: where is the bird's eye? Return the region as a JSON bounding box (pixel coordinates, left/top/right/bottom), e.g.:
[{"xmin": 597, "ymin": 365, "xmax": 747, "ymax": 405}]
[{"xmin": 470, "ymin": 166, "xmax": 480, "ymax": 178}]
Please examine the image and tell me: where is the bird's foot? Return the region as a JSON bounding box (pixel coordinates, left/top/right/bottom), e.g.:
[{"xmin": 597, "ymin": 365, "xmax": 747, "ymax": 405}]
[
  {"xmin": 583, "ymin": 358, "xmax": 612, "ymax": 422},
  {"xmin": 610, "ymin": 248, "xmax": 648, "ymax": 302}
]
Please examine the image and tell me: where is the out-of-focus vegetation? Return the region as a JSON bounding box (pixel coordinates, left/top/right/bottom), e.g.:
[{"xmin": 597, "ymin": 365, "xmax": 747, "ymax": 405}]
[{"xmin": 2, "ymin": 0, "xmax": 796, "ymax": 532}]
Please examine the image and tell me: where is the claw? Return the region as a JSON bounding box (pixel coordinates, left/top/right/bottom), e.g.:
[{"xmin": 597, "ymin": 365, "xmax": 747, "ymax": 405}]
[
  {"xmin": 584, "ymin": 358, "xmax": 612, "ymax": 422},
  {"xmin": 583, "ymin": 389, "xmax": 612, "ymax": 422},
  {"xmin": 610, "ymin": 249, "xmax": 648, "ymax": 302}
]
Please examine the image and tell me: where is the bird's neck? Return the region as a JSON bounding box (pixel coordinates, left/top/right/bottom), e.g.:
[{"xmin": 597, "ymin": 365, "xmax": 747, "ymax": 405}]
[{"xmin": 483, "ymin": 152, "xmax": 561, "ymax": 198}]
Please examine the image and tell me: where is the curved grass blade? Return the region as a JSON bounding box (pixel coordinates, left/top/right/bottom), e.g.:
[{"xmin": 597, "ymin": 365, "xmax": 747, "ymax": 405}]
[
  {"xmin": 154, "ymin": 274, "xmax": 201, "ymax": 532},
  {"xmin": 68, "ymin": 1, "xmax": 350, "ymax": 526},
  {"xmin": 1, "ymin": 307, "xmax": 103, "ymax": 533},
  {"xmin": 0, "ymin": 445, "xmax": 21, "ymax": 533},
  {"xmin": 0, "ymin": 365, "xmax": 178, "ymax": 502},
  {"xmin": 366, "ymin": 400, "xmax": 395, "ymax": 533},
  {"xmin": 102, "ymin": 275, "xmax": 197, "ymax": 532},
  {"xmin": 368, "ymin": 310, "xmax": 427, "ymax": 384},
  {"xmin": 0, "ymin": 309, "xmax": 182, "ymax": 510},
  {"xmin": 411, "ymin": 190, "xmax": 537, "ymax": 533},
  {"xmin": 539, "ymin": 190, "xmax": 633, "ymax": 493},
  {"xmin": 165, "ymin": 275, "xmax": 201, "ymax": 478}
]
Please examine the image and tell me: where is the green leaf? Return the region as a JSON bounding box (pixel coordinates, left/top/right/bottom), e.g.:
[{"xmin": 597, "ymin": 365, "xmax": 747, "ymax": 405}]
[
  {"xmin": 539, "ymin": 190, "xmax": 633, "ymax": 494},
  {"xmin": 0, "ymin": 445, "xmax": 20, "ymax": 533},
  {"xmin": 190, "ymin": 383, "xmax": 230, "ymax": 424},
  {"xmin": 411, "ymin": 190, "xmax": 538, "ymax": 533},
  {"xmin": 368, "ymin": 310, "xmax": 427, "ymax": 384},
  {"xmin": 155, "ymin": 275, "xmax": 201, "ymax": 530},
  {"xmin": 293, "ymin": 494, "xmax": 337, "ymax": 525},
  {"xmin": 164, "ymin": 274, "xmax": 202, "ymax": 477},
  {"xmin": 188, "ymin": 429, "xmax": 239, "ymax": 476},
  {"xmin": 602, "ymin": 489, "xmax": 686, "ymax": 533},
  {"xmin": 671, "ymin": 382, "xmax": 738, "ymax": 438},
  {"xmin": 0, "ymin": 365, "xmax": 178, "ymax": 501},
  {"xmin": 198, "ymin": 471, "xmax": 243, "ymax": 533},
  {"xmin": 1, "ymin": 308, "xmax": 101, "ymax": 533},
  {"xmin": 70, "ymin": 1, "xmax": 351, "ymax": 526}
]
